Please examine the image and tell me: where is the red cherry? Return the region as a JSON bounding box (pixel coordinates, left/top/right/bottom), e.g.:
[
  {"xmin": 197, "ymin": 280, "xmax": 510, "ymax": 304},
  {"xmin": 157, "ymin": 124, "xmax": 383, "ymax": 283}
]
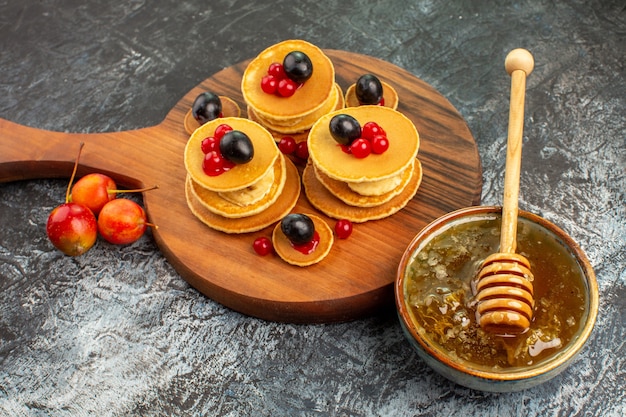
[
  {"xmin": 214, "ymin": 124, "xmax": 233, "ymax": 140},
  {"xmin": 47, "ymin": 202, "xmax": 98, "ymax": 256},
  {"xmin": 71, "ymin": 173, "xmax": 157, "ymax": 217},
  {"xmin": 46, "ymin": 142, "xmax": 98, "ymax": 256},
  {"xmin": 334, "ymin": 219, "xmax": 353, "ymax": 239},
  {"xmin": 268, "ymin": 62, "xmax": 286, "ymax": 79},
  {"xmin": 361, "ymin": 122, "xmax": 385, "ymax": 140},
  {"xmin": 201, "ymin": 136, "xmax": 219, "ymax": 154},
  {"xmin": 97, "ymin": 198, "xmax": 149, "ymax": 245},
  {"xmin": 278, "ymin": 136, "xmax": 297, "ymax": 155},
  {"xmin": 294, "ymin": 141, "xmax": 309, "ymax": 160},
  {"xmin": 253, "ymin": 236, "xmax": 273, "ymax": 256},
  {"xmin": 277, "ymin": 78, "xmax": 298, "ymax": 97},
  {"xmin": 350, "ymin": 138, "xmax": 371, "ymax": 158},
  {"xmin": 261, "ymin": 75, "xmax": 278, "ymax": 95},
  {"xmin": 371, "ymin": 135, "xmax": 389, "ymax": 154},
  {"xmin": 70, "ymin": 173, "xmax": 117, "ymax": 216}
]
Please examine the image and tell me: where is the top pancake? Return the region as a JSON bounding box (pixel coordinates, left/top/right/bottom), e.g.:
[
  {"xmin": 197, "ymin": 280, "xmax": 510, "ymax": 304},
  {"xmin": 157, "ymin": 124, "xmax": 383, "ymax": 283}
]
[
  {"xmin": 241, "ymin": 40, "xmax": 335, "ymax": 121},
  {"xmin": 307, "ymin": 106, "xmax": 420, "ymax": 183},
  {"xmin": 272, "ymin": 214, "xmax": 334, "ymax": 267},
  {"xmin": 184, "ymin": 117, "xmax": 279, "ymax": 192}
]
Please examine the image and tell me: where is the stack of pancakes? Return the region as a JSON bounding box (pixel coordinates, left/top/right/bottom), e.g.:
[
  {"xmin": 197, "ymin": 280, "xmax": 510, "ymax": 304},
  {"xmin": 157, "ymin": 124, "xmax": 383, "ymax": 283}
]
[
  {"xmin": 242, "ymin": 39, "xmax": 344, "ymax": 142},
  {"xmin": 304, "ymin": 106, "xmax": 423, "ymax": 223},
  {"xmin": 183, "ymin": 95, "xmax": 241, "ymax": 135},
  {"xmin": 184, "ymin": 117, "xmax": 300, "ymax": 233},
  {"xmin": 344, "ymin": 79, "xmax": 399, "ymax": 110}
]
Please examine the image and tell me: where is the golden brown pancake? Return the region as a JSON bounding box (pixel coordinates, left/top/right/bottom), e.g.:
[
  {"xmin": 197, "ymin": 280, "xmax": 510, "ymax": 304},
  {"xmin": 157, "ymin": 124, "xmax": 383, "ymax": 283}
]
[
  {"xmin": 188, "ymin": 153, "xmax": 287, "ymax": 218},
  {"xmin": 307, "ymin": 106, "xmax": 419, "ymax": 183},
  {"xmin": 302, "ymin": 158, "xmax": 423, "ymax": 223},
  {"xmin": 247, "ymin": 106, "xmax": 310, "ymax": 144},
  {"xmin": 183, "ymin": 96, "xmax": 241, "ymax": 135},
  {"xmin": 344, "ymin": 80, "xmax": 399, "ymax": 110},
  {"xmin": 246, "ymin": 83, "xmax": 344, "ymax": 135},
  {"xmin": 311, "ymin": 160, "xmax": 415, "ymax": 207},
  {"xmin": 272, "ymin": 213, "xmax": 334, "ymax": 266},
  {"xmin": 185, "ymin": 157, "xmax": 301, "ymax": 234},
  {"xmin": 184, "ymin": 117, "xmax": 279, "ymax": 193},
  {"xmin": 247, "ymin": 85, "xmax": 344, "ymax": 143},
  {"xmin": 241, "ymin": 40, "xmax": 335, "ymax": 121}
]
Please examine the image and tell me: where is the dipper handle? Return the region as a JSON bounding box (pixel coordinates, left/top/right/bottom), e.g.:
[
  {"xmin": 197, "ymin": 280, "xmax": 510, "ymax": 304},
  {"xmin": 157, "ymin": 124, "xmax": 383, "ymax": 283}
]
[{"xmin": 501, "ymin": 49, "xmax": 533, "ymax": 254}]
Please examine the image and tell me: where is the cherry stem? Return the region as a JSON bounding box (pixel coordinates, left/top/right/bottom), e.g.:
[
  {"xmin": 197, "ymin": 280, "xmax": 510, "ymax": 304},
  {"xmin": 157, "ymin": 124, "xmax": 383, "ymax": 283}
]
[
  {"xmin": 107, "ymin": 185, "xmax": 159, "ymax": 195},
  {"xmin": 145, "ymin": 222, "xmax": 158, "ymax": 230},
  {"xmin": 66, "ymin": 142, "xmax": 85, "ymax": 203}
]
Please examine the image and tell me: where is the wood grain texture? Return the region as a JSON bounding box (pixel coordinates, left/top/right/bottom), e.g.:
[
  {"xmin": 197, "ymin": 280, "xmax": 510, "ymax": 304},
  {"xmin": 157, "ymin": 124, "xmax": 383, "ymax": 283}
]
[{"xmin": 0, "ymin": 50, "xmax": 481, "ymax": 322}]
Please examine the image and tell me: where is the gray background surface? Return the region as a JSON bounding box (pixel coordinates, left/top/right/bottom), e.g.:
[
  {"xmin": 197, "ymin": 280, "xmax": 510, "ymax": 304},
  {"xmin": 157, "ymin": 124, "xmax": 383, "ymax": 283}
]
[{"xmin": 1, "ymin": 0, "xmax": 624, "ymax": 416}]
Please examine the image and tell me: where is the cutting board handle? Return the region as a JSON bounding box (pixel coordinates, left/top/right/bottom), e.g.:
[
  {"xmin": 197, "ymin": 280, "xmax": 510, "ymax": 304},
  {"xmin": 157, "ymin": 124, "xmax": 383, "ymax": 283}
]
[{"xmin": 0, "ymin": 116, "xmax": 185, "ymax": 188}]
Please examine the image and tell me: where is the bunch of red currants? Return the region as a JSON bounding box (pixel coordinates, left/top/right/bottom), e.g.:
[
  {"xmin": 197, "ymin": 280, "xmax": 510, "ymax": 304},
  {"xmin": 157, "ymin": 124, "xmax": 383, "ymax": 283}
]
[{"xmin": 46, "ymin": 143, "xmax": 157, "ymax": 256}]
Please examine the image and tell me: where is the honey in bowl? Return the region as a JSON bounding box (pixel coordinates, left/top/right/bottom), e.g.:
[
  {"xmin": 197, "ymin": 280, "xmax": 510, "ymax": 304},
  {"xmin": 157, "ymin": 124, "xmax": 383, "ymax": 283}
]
[{"xmin": 403, "ymin": 211, "xmax": 591, "ymax": 371}]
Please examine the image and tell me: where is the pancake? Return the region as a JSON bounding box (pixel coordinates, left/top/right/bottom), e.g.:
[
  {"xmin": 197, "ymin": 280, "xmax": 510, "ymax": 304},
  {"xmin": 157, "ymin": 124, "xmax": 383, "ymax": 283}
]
[
  {"xmin": 311, "ymin": 160, "xmax": 416, "ymax": 208},
  {"xmin": 247, "ymin": 106, "xmax": 310, "ymax": 144},
  {"xmin": 185, "ymin": 156, "xmax": 301, "ymax": 234},
  {"xmin": 307, "ymin": 106, "xmax": 419, "ymax": 183},
  {"xmin": 241, "ymin": 40, "xmax": 335, "ymax": 121},
  {"xmin": 303, "ymin": 158, "xmax": 423, "ymax": 223},
  {"xmin": 344, "ymin": 80, "xmax": 399, "ymax": 110},
  {"xmin": 272, "ymin": 214, "xmax": 334, "ymax": 266},
  {"xmin": 247, "ymin": 84, "xmax": 344, "ymax": 143},
  {"xmin": 246, "ymin": 83, "xmax": 344, "ymax": 135},
  {"xmin": 183, "ymin": 96, "xmax": 241, "ymax": 135},
  {"xmin": 184, "ymin": 117, "xmax": 279, "ymax": 193},
  {"xmin": 188, "ymin": 153, "xmax": 287, "ymax": 218},
  {"xmin": 218, "ymin": 166, "xmax": 276, "ymax": 206}
]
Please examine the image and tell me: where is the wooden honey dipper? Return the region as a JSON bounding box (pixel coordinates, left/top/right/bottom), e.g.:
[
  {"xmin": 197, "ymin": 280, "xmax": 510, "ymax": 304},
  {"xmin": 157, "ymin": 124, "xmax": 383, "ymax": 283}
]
[{"xmin": 475, "ymin": 49, "xmax": 535, "ymax": 335}]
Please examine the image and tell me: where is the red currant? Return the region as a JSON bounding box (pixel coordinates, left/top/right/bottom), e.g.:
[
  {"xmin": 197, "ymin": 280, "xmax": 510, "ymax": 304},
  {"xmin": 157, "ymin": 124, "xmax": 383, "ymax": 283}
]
[
  {"xmin": 214, "ymin": 124, "xmax": 233, "ymax": 140},
  {"xmin": 222, "ymin": 158, "xmax": 236, "ymax": 172},
  {"xmin": 334, "ymin": 219, "xmax": 353, "ymax": 239},
  {"xmin": 203, "ymin": 151, "xmax": 225, "ymax": 176},
  {"xmin": 378, "ymin": 97, "xmax": 385, "ymax": 106},
  {"xmin": 361, "ymin": 122, "xmax": 385, "ymax": 140},
  {"xmin": 278, "ymin": 136, "xmax": 297, "ymax": 155},
  {"xmin": 371, "ymin": 135, "xmax": 389, "ymax": 154},
  {"xmin": 340, "ymin": 144, "xmax": 351, "ymax": 154},
  {"xmin": 253, "ymin": 236, "xmax": 273, "ymax": 256},
  {"xmin": 294, "ymin": 141, "xmax": 309, "ymax": 160},
  {"xmin": 350, "ymin": 138, "xmax": 371, "ymax": 158},
  {"xmin": 277, "ymin": 78, "xmax": 298, "ymax": 97},
  {"xmin": 268, "ymin": 62, "xmax": 286, "ymax": 79},
  {"xmin": 201, "ymin": 136, "xmax": 219, "ymax": 154},
  {"xmin": 261, "ymin": 75, "xmax": 278, "ymax": 94}
]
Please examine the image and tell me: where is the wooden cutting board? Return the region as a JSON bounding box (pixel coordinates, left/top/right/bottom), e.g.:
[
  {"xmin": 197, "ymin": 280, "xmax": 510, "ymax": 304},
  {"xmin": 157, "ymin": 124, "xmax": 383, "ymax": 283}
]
[{"xmin": 0, "ymin": 50, "xmax": 482, "ymax": 323}]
